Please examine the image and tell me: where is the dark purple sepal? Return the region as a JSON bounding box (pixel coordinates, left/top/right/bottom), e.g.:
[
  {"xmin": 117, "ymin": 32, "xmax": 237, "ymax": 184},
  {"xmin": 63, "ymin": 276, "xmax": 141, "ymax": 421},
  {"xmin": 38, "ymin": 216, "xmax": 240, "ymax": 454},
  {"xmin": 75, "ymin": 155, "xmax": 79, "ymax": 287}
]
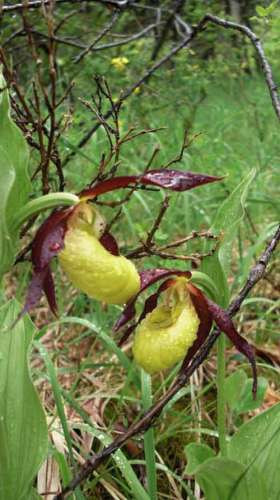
[
  {"xmin": 114, "ymin": 268, "xmax": 191, "ymax": 332},
  {"xmin": 99, "ymin": 231, "xmax": 120, "ymax": 256},
  {"xmin": 114, "ymin": 302, "xmax": 136, "ymax": 332},
  {"xmin": 79, "ymin": 176, "xmax": 138, "ymax": 199},
  {"xmin": 42, "ymin": 267, "xmax": 58, "ymax": 315},
  {"xmin": 206, "ymin": 298, "xmax": 257, "ymax": 397},
  {"xmin": 23, "ymin": 269, "xmax": 47, "ymax": 313},
  {"xmin": 19, "ymin": 207, "xmax": 74, "ymax": 319},
  {"xmin": 31, "ymin": 208, "xmax": 72, "ymax": 269},
  {"xmin": 79, "ymin": 169, "xmax": 223, "ymax": 199},
  {"xmin": 11, "ymin": 268, "xmax": 49, "ymax": 328},
  {"xmin": 142, "ymin": 169, "xmax": 224, "ymax": 191},
  {"xmin": 180, "ymin": 283, "xmax": 213, "ymax": 372},
  {"xmin": 13, "ymin": 264, "xmax": 58, "ymax": 327},
  {"xmin": 118, "ymin": 323, "xmax": 138, "ymax": 347},
  {"xmin": 139, "ymin": 268, "xmax": 191, "ymax": 291}
]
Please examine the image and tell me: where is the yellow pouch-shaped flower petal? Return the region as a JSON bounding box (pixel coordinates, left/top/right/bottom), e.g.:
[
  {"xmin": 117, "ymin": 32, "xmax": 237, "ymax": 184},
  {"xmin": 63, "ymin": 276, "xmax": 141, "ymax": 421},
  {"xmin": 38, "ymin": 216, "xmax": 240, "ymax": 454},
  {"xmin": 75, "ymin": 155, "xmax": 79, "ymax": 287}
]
[
  {"xmin": 58, "ymin": 204, "xmax": 140, "ymax": 305},
  {"xmin": 133, "ymin": 298, "xmax": 199, "ymax": 374}
]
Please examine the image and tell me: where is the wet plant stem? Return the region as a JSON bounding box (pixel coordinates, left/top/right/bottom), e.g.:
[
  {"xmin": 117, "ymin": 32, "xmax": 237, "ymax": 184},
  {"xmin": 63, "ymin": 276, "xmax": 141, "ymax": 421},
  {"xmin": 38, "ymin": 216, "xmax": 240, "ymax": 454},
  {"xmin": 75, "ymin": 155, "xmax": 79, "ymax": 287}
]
[
  {"xmin": 11, "ymin": 192, "xmax": 79, "ymax": 231},
  {"xmin": 141, "ymin": 370, "xmax": 157, "ymax": 500},
  {"xmin": 217, "ymin": 333, "xmax": 227, "ymax": 456}
]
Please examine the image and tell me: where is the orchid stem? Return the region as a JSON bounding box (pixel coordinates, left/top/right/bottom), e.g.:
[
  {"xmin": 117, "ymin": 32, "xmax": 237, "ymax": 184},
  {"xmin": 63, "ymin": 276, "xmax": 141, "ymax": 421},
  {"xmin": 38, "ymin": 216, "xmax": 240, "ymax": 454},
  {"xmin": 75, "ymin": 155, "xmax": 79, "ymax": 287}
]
[
  {"xmin": 11, "ymin": 193, "xmax": 79, "ymax": 231},
  {"xmin": 217, "ymin": 333, "xmax": 227, "ymax": 456},
  {"xmin": 141, "ymin": 370, "xmax": 157, "ymax": 500}
]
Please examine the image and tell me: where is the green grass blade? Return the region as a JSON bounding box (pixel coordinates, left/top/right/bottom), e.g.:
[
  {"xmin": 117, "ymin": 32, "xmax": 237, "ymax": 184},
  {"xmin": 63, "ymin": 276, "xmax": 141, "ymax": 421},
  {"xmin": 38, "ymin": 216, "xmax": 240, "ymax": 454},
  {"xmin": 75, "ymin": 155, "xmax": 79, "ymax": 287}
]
[
  {"xmin": 35, "ymin": 341, "xmax": 84, "ymax": 500},
  {"xmin": 62, "ymin": 390, "xmax": 150, "ymax": 500},
  {"xmin": 141, "ymin": 370, "xmax": 158, "ymax": 500},
  {"xmin": 52, "ymin": 316, "xmax": 133, "ymax": 373}
]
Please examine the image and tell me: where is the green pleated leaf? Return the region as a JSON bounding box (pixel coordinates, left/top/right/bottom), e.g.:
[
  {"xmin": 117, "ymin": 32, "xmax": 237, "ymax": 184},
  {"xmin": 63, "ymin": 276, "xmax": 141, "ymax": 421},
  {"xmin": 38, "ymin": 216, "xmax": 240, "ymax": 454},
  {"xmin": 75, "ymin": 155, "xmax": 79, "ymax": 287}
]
[
  {"xmin": 184, "ymin": 442, "xmax": 215, "ymax": 475},
  {"xmin": 224, "ymin": 369, "xmax": 248, "ymax": 411},
  {"xmin": 211, "ymin": 169, "xmax": 256, "ymax": 276},
  {"xmin": 200, "ymin": 251, "xmax": 229, "ymax": 306},
  {"xmin": 196, "ymin": 457, "xmax": 268, "ymax": 500},
  {"xmin": 228, "ymin": 403, "xmax": 280, "ymax": 499},
  {"xmin": 0, "ymin": 300, "xmax": 48, "ymax": 500},
  {"xmin": 201, "ymin": 169, "xmax": 256, "ymax": 306},
  {"xmin": 0, "ymin": 72, "xmax": 31, "ymax": 278},
  {"xmin": 225, "ymin": 369, "xmax": 268, "ymax": 415}
]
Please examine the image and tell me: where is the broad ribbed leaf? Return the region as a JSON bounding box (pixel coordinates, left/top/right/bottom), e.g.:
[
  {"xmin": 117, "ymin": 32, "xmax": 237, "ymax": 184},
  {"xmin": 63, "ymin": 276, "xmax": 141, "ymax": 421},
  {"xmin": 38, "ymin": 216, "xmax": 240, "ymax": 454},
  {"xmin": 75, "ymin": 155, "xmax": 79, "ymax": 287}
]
[
  {"xmin": 184, "ymin": 443, "xmax": 215, "ymax": 475},
  {"xmin": 196, "ymin": 457, "xmax": 268, "ymax": 500},
  {"xmin": 234, "ymin": 377, "xmax": 268, "ymax": 414},
  {"xmin": 0, "ymin": 300, "xmax": 48, "ymax": 500},
  {"xmin": 224, "ymin": 369, "xmax": 248, "ymax": 411},
  {"xmin": 201, "ymin": 169, "xmax": 256, "ymax": 306},
  {"xmin": 0, "ymin": 73, "xmax": 31, "ymax": 278},
  {"xmin": 228, "ymin": 403, "xmax": 280, "ymax": 499},
  {"xmin": 225, "ymin": 370, "xmax": 267, "ymax": 414},
  {"xmin": 211, "ymin": 168, "xmax": 256, "ymax": 276}
]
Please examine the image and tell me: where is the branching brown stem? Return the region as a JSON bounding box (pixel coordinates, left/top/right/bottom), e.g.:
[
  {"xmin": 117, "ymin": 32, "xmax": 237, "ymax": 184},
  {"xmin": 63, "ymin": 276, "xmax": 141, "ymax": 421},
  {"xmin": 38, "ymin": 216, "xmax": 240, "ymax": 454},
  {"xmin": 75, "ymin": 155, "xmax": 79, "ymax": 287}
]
[{"xmin": 128, "ymin": 232, "xmax": 218, "ymax": 265}]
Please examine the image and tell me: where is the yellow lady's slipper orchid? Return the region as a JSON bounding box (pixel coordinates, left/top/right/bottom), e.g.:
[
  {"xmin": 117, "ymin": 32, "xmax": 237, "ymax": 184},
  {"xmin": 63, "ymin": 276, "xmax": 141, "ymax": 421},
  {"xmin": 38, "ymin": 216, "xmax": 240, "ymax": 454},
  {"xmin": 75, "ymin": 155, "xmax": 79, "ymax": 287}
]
[
  {"xmin": 133, "ymin": 280, "xmax": 199, "ymax": 373},
  {"xmin": 116, "ymin": 271, "xmax": 257, "ymax": 393},
  {"xmin": 133, "ymin": 301, "xmax": 199, "ymax": 373},
  {"xmin": 58, "ymin": 203, "xmax": 140, "ymax": 305}
]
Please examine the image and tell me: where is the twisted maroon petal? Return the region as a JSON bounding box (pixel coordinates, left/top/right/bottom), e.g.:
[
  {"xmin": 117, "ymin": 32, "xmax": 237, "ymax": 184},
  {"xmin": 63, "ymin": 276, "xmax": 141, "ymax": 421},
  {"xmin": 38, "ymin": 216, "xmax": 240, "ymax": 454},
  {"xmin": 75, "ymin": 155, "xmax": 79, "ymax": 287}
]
[
  {"xmin": 206, "ymin": 298, "xmax": 257, "ymax": 397},
  {"xmin": 79, "ymin": 169, "xmax": 223, "ymax": 199},
  {"xmin": 139, "ymin": 268, "xmax": 191, "ymax": 291},
  {"xmin": 17, "ymin": 208, "xmax": 73, "ymax": 319},
  {"xmin": 118, "ymin": 323, "xmax": 138, "ymax": 347},
  {"xmin": 12, "ymin": 268, "xmax": 48, "ymax": 327},
  {"xmin": 31, "ymin": 208, "xmax": 72, "ymax": 270},
  {"xmin": 42, "ymin": 267, "xmax": 58, "ymax": 315},
  {"xmin": 99, "ymin": 231, "xmax": 119, "ymax": 256},
  {"xmin": 179, "ymin": 283, "xmax": 213, "ymax": 373},
  {"xmin": 142, "ymin": 169, "xmax": 223, "ymax": 191}
]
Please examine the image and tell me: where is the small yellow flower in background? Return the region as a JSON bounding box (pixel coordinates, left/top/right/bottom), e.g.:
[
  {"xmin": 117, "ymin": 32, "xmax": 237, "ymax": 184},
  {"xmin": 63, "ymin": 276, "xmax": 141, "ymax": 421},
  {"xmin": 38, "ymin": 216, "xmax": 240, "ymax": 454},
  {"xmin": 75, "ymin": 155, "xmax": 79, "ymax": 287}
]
[{"xmin": 111, "ymin": 57, "xmax": 129, "ymax": 71}]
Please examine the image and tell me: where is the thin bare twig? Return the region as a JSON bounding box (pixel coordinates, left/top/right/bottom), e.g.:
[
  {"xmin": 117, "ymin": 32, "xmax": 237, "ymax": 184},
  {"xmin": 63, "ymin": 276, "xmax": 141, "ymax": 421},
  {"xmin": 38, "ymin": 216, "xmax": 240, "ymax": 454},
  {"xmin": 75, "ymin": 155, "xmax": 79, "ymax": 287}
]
[
  {"xmin": 18, "ymin": 23, "xmax": 158, "ymax": 52},
  {"xmin": 127, "ymin": 230, "xmax": 219, "ymax": 264},
  {"xmin": 151, "ymin": 0, "xmax": 186, "ymax": 60},
  {"xmin": 202, "ymin": 14, "xmax": 280, "ymax": 121},
  {"xmin": 74, "ymin": 9, "xmax": 120, "ymax": 64},
  {"xmin": 62, "ymin": 27, "xmax": 197, "ymax": 166},
  {"xmin": 62, "ymin": 12, "xmax": 280, "ymax": 165}
]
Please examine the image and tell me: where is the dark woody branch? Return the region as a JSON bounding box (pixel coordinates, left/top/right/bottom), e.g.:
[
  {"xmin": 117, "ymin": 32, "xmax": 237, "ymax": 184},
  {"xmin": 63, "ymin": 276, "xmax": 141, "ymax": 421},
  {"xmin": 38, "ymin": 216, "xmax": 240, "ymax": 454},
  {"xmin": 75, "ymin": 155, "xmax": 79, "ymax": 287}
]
[
  {"xmin": 3, "ymin": 23, "xmax": 159, "ymax": 52},
  {"xmin": 73, "ymin": 9, "xmax": 121, "ymax": 64}
]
